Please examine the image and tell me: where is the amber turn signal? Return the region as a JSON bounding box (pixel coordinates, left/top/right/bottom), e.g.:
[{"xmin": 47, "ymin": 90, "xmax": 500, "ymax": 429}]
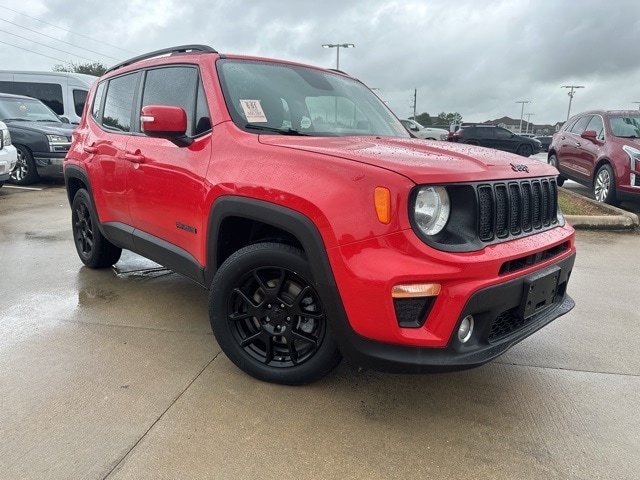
[{"xmin": 374, "ymin": 187, "xmax": 391, "ymax": 224}]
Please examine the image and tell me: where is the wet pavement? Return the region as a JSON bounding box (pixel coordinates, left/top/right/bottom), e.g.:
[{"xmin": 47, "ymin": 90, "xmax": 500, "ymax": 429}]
[{"xmin": 1, "ymin": 182, "xmax": 639, "ymax": 480}]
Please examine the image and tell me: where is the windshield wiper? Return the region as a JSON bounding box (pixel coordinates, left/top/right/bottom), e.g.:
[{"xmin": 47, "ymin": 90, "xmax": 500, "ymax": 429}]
[
  {"xmin": 2, "ymin": 118, "xmax": 27, "ymax": 122},
  {"xmin": 245, "ymin": 123, "xmax": 308, "ymax": 136}
]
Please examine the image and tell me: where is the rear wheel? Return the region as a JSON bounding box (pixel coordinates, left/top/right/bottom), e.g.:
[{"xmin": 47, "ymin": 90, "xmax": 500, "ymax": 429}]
[
  {"xmin": 516, "ymin": 144, "xmax": 533, "ymax": 157},
  {"xmin": 10, "ymin": 145, "xmax": 39, "ymax": 185},
  {"xmin": 209, "ymin": 242, "xmax": 342, "ymax": 385},
  {"xmin": 71, "ymin": 189, "xmax": 122, "ymax": 268},
  {"xmin": 593, "ymin": 164, "xmax": 618, "ymax": 205}
]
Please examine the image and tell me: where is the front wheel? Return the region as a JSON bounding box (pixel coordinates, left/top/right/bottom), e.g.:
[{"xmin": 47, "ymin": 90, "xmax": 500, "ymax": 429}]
[
  {"xmin": 209, "ymin": 243, "xmax": 342, "ymax": 385},
  {"xmin": 548, "ymin": 153, "xmax": 565, "ymax": 186},
  {"xmin": 593, "ymin": 164, "xmax": 619, "ymax": 205},
  {"xmin": 10, "ymin": 145, "xmax": 39, "ymax": 185},
  {"xmin": 71, "ymin": 189, "xmax": 122, "ymax": 268}
]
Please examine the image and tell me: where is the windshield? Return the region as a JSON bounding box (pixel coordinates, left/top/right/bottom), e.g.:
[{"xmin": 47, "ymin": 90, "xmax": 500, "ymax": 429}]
[
  {"xmin": 0, "ymin": 96, "xmax": 61, "ymax": 123},
  {"xmin": 609, "ymin": 115, "xmax": 640, "ymax": 138},
  {"xmin": 217, "ymin": 59, "xmax": 409, "ymax": 138}
]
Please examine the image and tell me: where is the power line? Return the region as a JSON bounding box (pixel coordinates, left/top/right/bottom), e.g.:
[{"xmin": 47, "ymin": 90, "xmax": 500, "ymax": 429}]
[
  {"xmin": 0, "ymin": 39, "xmax": 69, "ymax": 63},
  {"xmin": 0, "ymin": 18, "xmax": 122, "ymax": 61},
  {"xmin": 0, "ymin": 4, "xmax": 137, "ymax": 55},
  {"xmin": 0, "ymin": 28, "xmax": 100, "ymax": 63}
]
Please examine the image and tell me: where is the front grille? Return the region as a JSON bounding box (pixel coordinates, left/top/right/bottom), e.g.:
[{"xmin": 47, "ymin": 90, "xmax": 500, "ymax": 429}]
[{"xmin": 477, "ymin": 178, "xmax": 558, "ymax": 243}]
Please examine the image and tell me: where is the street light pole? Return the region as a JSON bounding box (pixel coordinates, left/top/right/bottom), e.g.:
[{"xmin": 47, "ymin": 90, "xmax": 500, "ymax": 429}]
[
  {"xmin": 561, "ymin": 85, "xmax": 584, "ymax": 121},
  {"xmin": 516, "ymin": 101, "xmax": 531, "ymax": 134},
  {"xmin": 321, "ymin": 43, "xmax": 355, "ymax": 70},
  {"xmin": 525, "ymin": 113, "xmax": 535, "ymax": 134}
]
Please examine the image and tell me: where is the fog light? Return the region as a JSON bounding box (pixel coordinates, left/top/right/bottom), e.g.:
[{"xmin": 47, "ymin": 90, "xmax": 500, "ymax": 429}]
[{"xmin": 458, "ymin": 315, "xmax": 474, "ymax": 343}]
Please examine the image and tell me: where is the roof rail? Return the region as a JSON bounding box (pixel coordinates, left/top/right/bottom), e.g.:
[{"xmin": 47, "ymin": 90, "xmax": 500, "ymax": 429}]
[{"xmin": 105, "ymin": 45, "xmax": 218, "ymax": 74}]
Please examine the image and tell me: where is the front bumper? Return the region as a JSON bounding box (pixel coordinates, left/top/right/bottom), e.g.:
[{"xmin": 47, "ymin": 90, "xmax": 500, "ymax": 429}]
[
  {"xmin": 325, "ymin": 251, "xmax": 575, "ymax": 373},
  {"xmin": 34, "ymin": 154, "xmax": 65, "ymax": 177}
]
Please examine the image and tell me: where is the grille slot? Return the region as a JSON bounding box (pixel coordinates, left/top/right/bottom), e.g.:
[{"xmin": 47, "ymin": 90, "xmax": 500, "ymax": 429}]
[{"xmin": 477, "ymin": 178, "xmax": 558, "ymax": 243}]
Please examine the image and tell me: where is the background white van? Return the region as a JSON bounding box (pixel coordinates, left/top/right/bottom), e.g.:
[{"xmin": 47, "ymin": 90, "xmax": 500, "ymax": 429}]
[{"xmin": 0, "ymin": 71, "xmax": 97, "ymax": 124}]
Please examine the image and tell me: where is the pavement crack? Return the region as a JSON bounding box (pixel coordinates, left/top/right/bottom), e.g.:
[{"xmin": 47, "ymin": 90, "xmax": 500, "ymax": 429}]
[
  {"xmin": 496, "ymin": 360, "xmax": 639, "ymax": 378},
  {"xmin": 101, "ymin": 351, "xmax": 222, "ymax": 480}
]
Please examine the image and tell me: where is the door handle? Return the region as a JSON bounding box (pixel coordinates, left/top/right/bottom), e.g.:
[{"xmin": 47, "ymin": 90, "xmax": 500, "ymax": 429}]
[
  {"xmin": 124, "ymin": 152, "xmax": 145, "ymax": 164},
  {"xmin": 83, "ymin": 146, "xmax": 98, "ymax": 154}
]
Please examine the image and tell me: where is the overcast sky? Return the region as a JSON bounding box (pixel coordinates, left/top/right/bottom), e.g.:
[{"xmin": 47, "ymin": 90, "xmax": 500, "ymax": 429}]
[{"xmin": 1, "ymin": 0, "xmax": 638, "ymax": 126}]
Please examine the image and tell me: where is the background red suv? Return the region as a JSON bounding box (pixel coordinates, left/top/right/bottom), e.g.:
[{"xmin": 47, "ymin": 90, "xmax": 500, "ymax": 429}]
[
  {"xmin": 64, "ymin": 45, "xmax": 576, "ymax": 385},
  {"xmin": 548, "ymin": 110, "xmax": 640, "ymax": 204}
]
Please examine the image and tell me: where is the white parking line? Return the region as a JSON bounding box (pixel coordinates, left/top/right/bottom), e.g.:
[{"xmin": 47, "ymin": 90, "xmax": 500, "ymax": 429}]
[{"xmin": 3, "ymin": 185, "xmax": 43, "ymax": 191}]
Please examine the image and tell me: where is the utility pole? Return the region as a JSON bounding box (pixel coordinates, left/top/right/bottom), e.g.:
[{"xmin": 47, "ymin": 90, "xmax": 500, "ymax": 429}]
[
  {"xmin": 525, "ymin": 113, "xmax": 534, "ymax": 134},
  {"xmin": 561, "ymin": 85, "xmax": 584, "ymax": 121},
  {"xmin": 516, "ymin": 101, "xmax": 531, "ymax": 134},
  {"xmin": 410, "ymin": 89, "xmax": 417, "ymax": 120}
]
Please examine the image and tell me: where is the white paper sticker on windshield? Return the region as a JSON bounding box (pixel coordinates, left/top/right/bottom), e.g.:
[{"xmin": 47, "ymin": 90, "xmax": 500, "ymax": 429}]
[{"xmin": 240, "ymin": 99, "xmax": 267, "ymax": 123}]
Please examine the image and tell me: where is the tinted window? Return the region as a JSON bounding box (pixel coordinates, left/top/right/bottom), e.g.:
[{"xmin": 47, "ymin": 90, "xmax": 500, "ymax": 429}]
[
  {"xmin": 0, "ymin": 81, "xmax": 14, "ymax": 94},
  {"xmin": 92, "ymin": 82, "xmax": 106, "ymax": 119},
  {"xmin": 495, "ymin": 128, "xmax": 512, "ymax": 139},
  {"xmin": 194, "ymin": 79, "xmax": 212, "ymax": 135},
  {"xmin": 475, "ymin": 128, "xmax": 494, "ymax": 138},
  {"xmin": 568, "ymin": 115, "xmax": 591, "ymax": 134},
  {"xmin": 73, "ymin": 89, "xmax": 88, "ymax": 117},
  {"xmin": 11, "ymin": 82, "xmax": 64, "ymax": 115},
  {"xmin": 103, "ymin": 73, "xmax": 139, "ymax": 132},
  {"xmin": 585, "ymin": 115, "xmax": 604, "ymax": 139},
  {"xmin": 142, "ymin": 66, "xmax": 201, "ymax": 136}
]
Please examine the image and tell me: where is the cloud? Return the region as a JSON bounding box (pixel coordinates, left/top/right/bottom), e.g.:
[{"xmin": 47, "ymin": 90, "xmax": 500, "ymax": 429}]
[{"xmin": 1, "ymin": 0, "xmax": 639, "ymax": 124}]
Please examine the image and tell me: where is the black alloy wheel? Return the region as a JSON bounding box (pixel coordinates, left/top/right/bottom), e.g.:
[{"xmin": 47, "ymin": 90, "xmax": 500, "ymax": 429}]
[
  {"xmin": 71, "ymin": 189, "xmax": 122, "ymax": 268},
  {"xmin": 209, "ymin": 243, "xmax": 341, "ymax": 385},
  {"xmin": 517, "ymin": 144, "xmax": 533, "ymax": 157}
]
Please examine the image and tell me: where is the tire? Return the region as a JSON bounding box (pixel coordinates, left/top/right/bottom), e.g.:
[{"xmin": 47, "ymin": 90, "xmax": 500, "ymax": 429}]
[
  {"xmin": 593, "ymin": 164, "xmax": 618, "ymax": 205},
  {"xmin": 10, "ymin": 145, "xmax": 39, "ymax": 185},
  {"xmin": 209, "ymin": 242, "xmax": 342, "ymax": 385},
  {"xmin": 548, "ymin": 153, "xmax": 565, "ymax": 186},
  {"xmin": 71, "ymin": 189, "xmax": 122, "ymax": 268},
  {"xmin": 516, "ymin": 144, "xmax": 533, "ymax": 157}
]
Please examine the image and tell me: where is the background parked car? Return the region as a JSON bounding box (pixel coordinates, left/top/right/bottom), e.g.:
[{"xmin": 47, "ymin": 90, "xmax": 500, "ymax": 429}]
[
  {"xmin": 450, "ymin": 125, "xmax": 541, "ymax": 157},
  {"xmin": 548, "ymin": 110, "xmax": 640, "ymax": 205},
  {"xmin": 535, "ymin": 135, "xmax": 553, "ymax": 152},
  {"xmin": 0, "ymin": 71, "xmax": 96, "ymax": 124},
  {"xmin": 0, "ymin": 93, "xmax": 74, "ymax": 185},
  {"xmin": 0, "ymin": 120, "xmax": 17, "ymax": 188},
  {"xmin": 400, "ymin": 119, "xmax": 448, "ymax": 140}
]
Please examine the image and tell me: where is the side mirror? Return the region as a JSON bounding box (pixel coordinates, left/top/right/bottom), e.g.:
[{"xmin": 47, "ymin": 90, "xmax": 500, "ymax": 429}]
[
  {"xmin": 410, "ymin": 125, "xmax": 419, "ymax": 131},
  {"xmin": 581, "ymin": 129, "xmax": 600, "ymax": 143},
  {"xmin": 141, "ymin": 105, "xmax": 192, "ymax": 146},
  {"xmin": 59, "ymin": 116, "xmax": 70, "ymax": 124}
]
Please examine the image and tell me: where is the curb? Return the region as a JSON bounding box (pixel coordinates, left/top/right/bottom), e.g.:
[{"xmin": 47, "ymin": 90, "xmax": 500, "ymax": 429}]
[{"xmin": 560, "ymin": 187, "xmax": 639, "ymax": 230}]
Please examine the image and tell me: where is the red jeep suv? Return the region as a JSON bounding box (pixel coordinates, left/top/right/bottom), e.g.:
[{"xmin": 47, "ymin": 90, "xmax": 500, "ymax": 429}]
[{"xmin": 64, "ymin": 45, "xmax": 576, "ymax": 385}]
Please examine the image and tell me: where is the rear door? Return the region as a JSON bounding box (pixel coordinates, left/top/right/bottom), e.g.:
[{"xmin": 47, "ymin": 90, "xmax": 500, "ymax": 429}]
[
  {"xmin": 559, "ymin": 114, "xmax": 592, "ymax": 180},
  {"xmin": 574, "ymin": 114, "xmax": 604, "ymax": 179},
  {"xmin": 125, "ymin": 65, "xmax": 213, "ymax": 266}
]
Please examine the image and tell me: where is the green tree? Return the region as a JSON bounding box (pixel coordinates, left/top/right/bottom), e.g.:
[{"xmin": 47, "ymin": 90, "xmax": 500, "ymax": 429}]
[
  {"xmin": 53, "ymin": 61, "xmax": 108, "ymax": 76},
  {"xmin": 415, "ymin": 112, "xmax": 432, "ymax": 126},
  {"xmin": 436, "ymin": 112, "xmax": 463, "ymax": 125}
]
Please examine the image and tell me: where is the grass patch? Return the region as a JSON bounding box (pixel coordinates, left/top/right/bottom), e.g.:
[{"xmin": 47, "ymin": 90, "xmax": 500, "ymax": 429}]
[{"xmin": 558, "ymin": 189, "xmax": 613, "ymax": 216}]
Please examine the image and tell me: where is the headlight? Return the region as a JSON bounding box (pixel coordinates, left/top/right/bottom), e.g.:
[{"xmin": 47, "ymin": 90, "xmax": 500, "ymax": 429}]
[
  {"xmin": 623, "ymin": 145, "xmax": 639, "ymax": 188},
  {"xmin": 2, "ymin": 128, "xmax": 10, "ymax": 146},
  {"xmin": 413, "ymin": 186, "xmax": 450, "ymax": 236},
  {"xmin": 47, "ymin": 134, "xmax": 68, "ymax": 143}
]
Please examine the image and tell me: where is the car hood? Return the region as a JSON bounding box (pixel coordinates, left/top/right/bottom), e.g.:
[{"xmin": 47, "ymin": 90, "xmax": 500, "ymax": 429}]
[
  {"xmin": 258, "ymin": 136, "xmax": 556, "ymax": 184},
  {"xmin": 4, "ymin": 120, "xmax": 75, "ymax": 136}
]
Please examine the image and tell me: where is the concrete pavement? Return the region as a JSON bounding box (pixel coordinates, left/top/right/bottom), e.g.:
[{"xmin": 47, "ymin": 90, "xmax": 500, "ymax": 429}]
[{"xmin": 1, "ymin": 183, "xmax": 638, "ymax": 479}]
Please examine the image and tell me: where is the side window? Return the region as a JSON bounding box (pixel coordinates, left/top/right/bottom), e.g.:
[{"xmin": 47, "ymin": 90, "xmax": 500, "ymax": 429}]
[
  {"xmin": 194, "ymin": 79, "xmax": 212, "ymax": 135},
  {"xmin": 73, "ymin": 89, "xmax": 89, "ymax": 117},
  {"xmin": 495, "ymin": 128, "xmax": 511, "ymax": 139},
  {"xmin": 586, "ymin": 115, "xmax": 604, "ymax": 139},
  {"xmin": 0, "ymin": 81, "xmax": 14, "ymax": 94},
  {"xmin": 103, "ymin": 73, "xmax": 139, "ymax": 132},
  {"xmin": 92, "ymin": 81, "xmax": 106, "ymax": 119},
  {"xmin": 568, "ymin": 115, "xmax": 591, "ymax": 135},
  {"xmin": 142, "ymin": 66, "xmax": 204, "ymax": 136},
  {"xmin": 12, "ymin": 82, "xmax": 64, "ymax": 115}
]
